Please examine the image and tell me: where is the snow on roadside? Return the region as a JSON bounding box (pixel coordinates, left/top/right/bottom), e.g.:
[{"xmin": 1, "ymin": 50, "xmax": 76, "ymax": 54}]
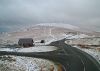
[{"xmin": 0, "ymin": 55, "xmax": 58, "ymax": 71}]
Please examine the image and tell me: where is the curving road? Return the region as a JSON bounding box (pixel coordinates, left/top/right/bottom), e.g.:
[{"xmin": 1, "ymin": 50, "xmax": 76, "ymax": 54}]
[{"xmin": 0, "ymin": 39, "xmax": 100, "ymax": 71}]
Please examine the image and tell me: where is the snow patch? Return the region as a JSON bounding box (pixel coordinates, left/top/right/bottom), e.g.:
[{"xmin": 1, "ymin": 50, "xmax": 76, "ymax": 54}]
[
  {"xmin": 0, "ymin": 46, "xmax": 57, "ymax": 53},
  {"xmin": 18, "ymin": 46, "xmax": 57, "ymax": 52},
  {"xmin": 65, "ymin": 33, "xmax": 90, "ymax": 39}
]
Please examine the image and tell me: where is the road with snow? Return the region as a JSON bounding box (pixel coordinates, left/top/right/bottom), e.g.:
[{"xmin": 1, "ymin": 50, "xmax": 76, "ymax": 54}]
[{"xmin": 0, "ymin": 39, "xmax": 100, "ymax": 71}]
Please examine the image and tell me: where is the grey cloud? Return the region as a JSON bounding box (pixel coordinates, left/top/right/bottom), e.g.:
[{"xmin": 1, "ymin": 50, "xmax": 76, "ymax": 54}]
[{"xmin": 0, "ymin": 0, "xmax": 100, "ymax": 31}]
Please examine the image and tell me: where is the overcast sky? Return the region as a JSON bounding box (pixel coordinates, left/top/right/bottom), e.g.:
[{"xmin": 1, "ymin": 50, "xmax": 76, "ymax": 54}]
[{"xmin": 0, "ymin": 0, "xmax": 100, "ymax": 31}]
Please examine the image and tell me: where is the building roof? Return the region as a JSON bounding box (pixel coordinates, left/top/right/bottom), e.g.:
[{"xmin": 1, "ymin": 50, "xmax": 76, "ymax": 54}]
[{"xmin": 18, "ymin": 38, "xmax": 33, "ymax": 44}]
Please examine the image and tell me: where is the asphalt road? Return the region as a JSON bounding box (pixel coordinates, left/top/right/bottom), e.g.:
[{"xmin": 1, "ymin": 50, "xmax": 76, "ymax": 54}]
[
  {"xmin": 0, "ymin": 39, "xmax": 100, "ymax": 71},
  {"xmin": 49, "ymin": 39, "xmax": 100, "ymax": 71}
]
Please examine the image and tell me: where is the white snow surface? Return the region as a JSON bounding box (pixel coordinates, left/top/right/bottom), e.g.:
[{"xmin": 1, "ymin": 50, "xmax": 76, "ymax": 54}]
[
  {"xmin": 0, "ymin": 56, "xmax": 58, "ymax": 71},
  {"xmin": 18, "ymin": 46, "xmax": 57, "ymax": 52},
  {"xmin": 0, "ymin": 46, "xmax": 57, "ymax": 53},
  {"xmin": 0, "ymin": 48, "xmax": 14, "ymax": 51}
]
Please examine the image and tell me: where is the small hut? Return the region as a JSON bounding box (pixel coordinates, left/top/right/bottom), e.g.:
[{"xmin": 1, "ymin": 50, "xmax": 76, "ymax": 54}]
[
  {"xmin": 18, "ymin": 38, "xmax": 34, "ymax": 47},
  {"xmin": 40, "ymin": 40, "xmax": 45, "ymax": 43}
]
